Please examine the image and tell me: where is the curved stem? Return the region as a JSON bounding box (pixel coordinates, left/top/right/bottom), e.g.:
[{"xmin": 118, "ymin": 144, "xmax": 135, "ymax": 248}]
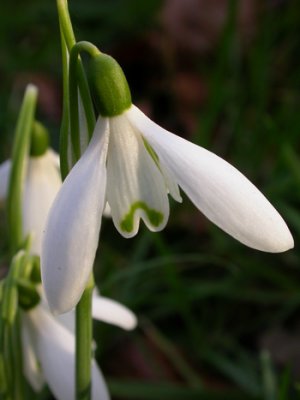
[
  {"xmin": 69, "ymin": 42, "xmax": 101, "ymax": 160},
  {"xmin": 71, "ymin": 41, "xmax": 101, "ymax": 58},
  {"xmin": 57, "ymin": 0, "xmax": 96, "ymax": 166}
]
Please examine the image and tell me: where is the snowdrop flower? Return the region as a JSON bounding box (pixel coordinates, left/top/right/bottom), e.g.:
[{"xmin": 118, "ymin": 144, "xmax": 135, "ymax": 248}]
[
  {"xmin": 0, "ymin": 133, "xmax": 136, "ymax": 398},
  {"xmin": 42, "ymin": 53, "xmax": 293, "ymax": 314},
  {"xmin": 22, "ymin": 289, "xmax": 137, "ymax": 399},
  {"xmin": 0, "ymin": 149, "xmax": 61, "ymax": 254}
]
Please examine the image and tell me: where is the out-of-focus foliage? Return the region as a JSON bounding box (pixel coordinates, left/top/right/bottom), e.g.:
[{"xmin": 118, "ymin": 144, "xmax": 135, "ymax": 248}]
[{"xmin": 1, "ymin": 0, "xmax": 300, "ymax": 399}]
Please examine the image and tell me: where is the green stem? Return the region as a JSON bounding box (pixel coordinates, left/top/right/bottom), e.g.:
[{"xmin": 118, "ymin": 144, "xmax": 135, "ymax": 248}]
[
  {"xmin": 0, "ymin": 316, "xmax": 9, "ymax": 397},
  {"xmin": 1, "ymin": 252, "xmax": 26, "ymax": 399},
  {"xmin": 59, "ymin": 28, "xmax": 71, "ymax": 180},
  {"xmin": 68, "ymin": 49, "xmax": 80, "ymax": 161},
  {"xmin": 76, "ymin": 58, "xmax": 97, "ymax": 141},
  {"xmin": 71, "ymin": 41, "xmax": 101, "ymax": 140},
  {"xmin": 7, "ymin": 85, "xmax": 38, "ymax": 254},
  {"xmin": 4, "ymin": 324, "xmax": 13, "ymax": 399},
  {"xmin": 76, "ymin": 275, "xmax": 94, "ymax": 400},
  {"xmin": 56, "ymin": 0, "xmax": 76, "ymax": 51},
  {"xmin": 69, "ymin": 42, "xmax": 100, "ymax": 160},
  {"xmin": 11, "ymin": 311, "xmax": 24, "ymax": 400},
  {"xmin": 57, "ymin": 0, "xmax": 96, "ymax": 169}
]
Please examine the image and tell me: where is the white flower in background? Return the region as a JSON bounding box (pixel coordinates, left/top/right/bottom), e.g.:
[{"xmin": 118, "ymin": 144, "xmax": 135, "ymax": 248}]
[
  {"xmin": 0, "ymin": 149, "xmax": 61, "ymax": 254},
  {"xmin": 1, "ymin": 145, "xmax": 136, "ymax": 398},
  {"xmin": 0, "ymin": 159, "xmax": 10, "ymax": 201},
  {"xmin": 42, "ymin": 53, "xmax": 294, "ymax": 315},
  {"xmin": 22, "ymin": 289, "xmax": 137, "ymax": 400}
]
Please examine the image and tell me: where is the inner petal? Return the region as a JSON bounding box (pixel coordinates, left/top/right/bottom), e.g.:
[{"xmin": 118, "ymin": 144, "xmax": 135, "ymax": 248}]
[
  {"xmin": 142, "ymin": 137, "xmax": 182, "ymax": 203},
  {"xmin": 106, "ymin": 113, "xmax": 169, "ymax": 238}
]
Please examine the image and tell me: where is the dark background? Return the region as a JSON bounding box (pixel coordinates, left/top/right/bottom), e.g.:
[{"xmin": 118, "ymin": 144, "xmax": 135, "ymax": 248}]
[{"xmin": 1, "ymin": 0, "xmax": 300, "ymax": 399}]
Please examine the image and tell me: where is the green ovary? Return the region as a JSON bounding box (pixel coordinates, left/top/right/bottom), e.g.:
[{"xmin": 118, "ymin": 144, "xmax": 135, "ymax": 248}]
[{"xmin": 120, "ymin": 201, "xmax": 164, "ymax": 233}]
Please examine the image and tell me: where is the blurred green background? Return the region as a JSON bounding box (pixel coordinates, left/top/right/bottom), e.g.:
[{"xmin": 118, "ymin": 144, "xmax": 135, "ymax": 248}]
[{"xmin": 1, "ymin": 0, "xmax": 300, "ymax": 399}]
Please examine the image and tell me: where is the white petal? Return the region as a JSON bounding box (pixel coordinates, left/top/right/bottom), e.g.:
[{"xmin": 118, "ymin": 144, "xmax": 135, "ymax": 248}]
[
  {"xmin": 102, "ymin": 202, "xmax": 111, "ymax": 218},
  {"xmin": 128, "ymin": 105, "xmax": 294, "ymax": 253},
  {"xmin": 47, "ymin": 149, "xmax": 60, "ymax": 170},
  {"xmin": 39, "ymin": 286, "xmax": 75, "ymax": 333},
  {"xmin": 142, "ymin": 137, "xmax": 181, "ymax": 202},
  {"xmin": 52, "ymin": 305, "xmax": 105, "ymax": 354},
  {"xmin": 92, "ymin": 295, "xmax": 137, "ymax": 331},
  {"xmin": 0, "ymin": 159, "xmax": 11, "ymax": 201},
  {"xmin": 159, "ymin": 161, "xmax": 182, "ymax": 203},
  {"xmin": 41, "ymin": 118, "xmax": 109, "ymax": 314},
  {"xmin": 22, "ymin": 314, "xmax": 45, "ymax": 391},
  {"xmin": 55, "ymin": 308, "xmax": 76, "ymax": 333},
  {"xmin": 23, "ymin": 150, "xmax": 62, "ymax": 255},
  {"xmin": 106, "ymin": 114, "xmax": 169, "ymax": 238},
  {"xmin": 27, "ymin": 305, "xmax": 110, "ymax": 400}
]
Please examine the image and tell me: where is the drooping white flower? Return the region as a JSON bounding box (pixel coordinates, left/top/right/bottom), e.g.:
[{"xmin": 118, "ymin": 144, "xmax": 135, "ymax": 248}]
[
  {"xmin": 0, "ymin": 149, "xmax": 61, "ymax": 254},
  {"xmin": 22, "ymin": 289, "xmax": 137, "ymax": 400},
  {"xmin": 42, "ymin": 53, "xmax": 293, "ymax": 314},
  {"xmin": 0, "ymin": 144, "xmax": 136, "ymax": 398}
]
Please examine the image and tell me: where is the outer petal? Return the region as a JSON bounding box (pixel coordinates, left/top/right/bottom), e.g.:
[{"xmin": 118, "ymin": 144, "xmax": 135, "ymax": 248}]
[
  {"xmin": 0, "ymin": 159, "xmax": 11, "ymax": 202},
  {"xmin": 92, "ymin": 295, "xmax": 137, "ymax": 330},
  {"xmin": 106, "ymin": 114, "xmax": 169, "ymax": 238},
  {"xmin": 159, "ymin": 162, "xmax": 182, "ymax": 203},
  {"xmin": 27, "ymin": 305, "xmax": 110, "ymax": 400},
  {"xmin": 23, "ymin": 150, "xmax": 62, "ymax": 255},
  {"xmin": 52, "ymin": 295, "xmax": 137, "ymax": 333},
  {"xmin": 128, "ymin": 105, "xmax": 294, "ymax": 253},
  {"xmin": 22, "ymin": 314, "xmax": 45, "ymax": 391},
  {"xmin": 47, "ymin": 148, "xmax": 60, "ymax": 170},
  {"xmin": 53, "ymin": 308, "xmax": 76, "ymax": 333},
  {"xmin": 102, "ymin": 202, "xmax": 111, "ymax": 218},
  {"xmin": 41, "ymin": 117, "xmax": 109, "ymax": 314}
]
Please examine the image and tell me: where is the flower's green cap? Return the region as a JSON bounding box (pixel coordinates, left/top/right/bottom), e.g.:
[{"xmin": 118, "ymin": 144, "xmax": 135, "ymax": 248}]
[
  {"xmin": 30, "ymin": 121, "xmax": 49, "ymax": 157},
  {"xmin": 17, "ymin": 279, "xmax": 40, "ymax": 310},
  {"xmin": 87, "ymin": 53, "xmax": 132, "ymax": 117}
]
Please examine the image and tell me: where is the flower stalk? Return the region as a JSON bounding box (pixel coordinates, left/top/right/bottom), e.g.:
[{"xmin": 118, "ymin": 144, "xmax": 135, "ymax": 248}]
[
  {"xmin": 57, "ymin": 0, "xmax": 96, "ymax": 176},
  {"xmin": 11, "ymin": 311, "xmax": 24, "ymax": 400},
  {"xmin": 75, "ymin": 275, "xmax": 94, "ymax": 400},
  {"xmin": 69, "ymin": 42, "xmax": 100, "ymax": 161},
  {"xmin": 56, "ymin": 0, "xmax": 76, "ymax": 52},
  {"xmin": 58, "ymin": 24, "xmax": 71, "ymax": 179},
  {"xmin": 7, "ymin": 85, "xmax": 38, "ymax": 254},
  {"xmin": 0, "ymin": 84, "xmax": 39, "ymax": 397},
  {"xmin": 1, "ymin": 251, "xmax": 27, "ymax": 400}
]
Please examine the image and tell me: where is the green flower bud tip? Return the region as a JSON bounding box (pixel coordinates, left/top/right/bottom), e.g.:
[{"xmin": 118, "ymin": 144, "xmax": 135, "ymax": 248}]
[
  {"xmin": 17, "ymin": 279, "xmax": 40, "ymax": 310},
  {"xmin": 30, "ymin": 256, "xmax": 41, "ymax": 283},
  {"xmin": 30, "ymin": 121, "xmax": 49, "ymax": 157},
  {"xmin": 87, "ymin": 53, "xmax": 132, "ymax": 117},
  {"xmin": 120, "ymin": 201, "xmax": 163, "ymax": 233}
]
